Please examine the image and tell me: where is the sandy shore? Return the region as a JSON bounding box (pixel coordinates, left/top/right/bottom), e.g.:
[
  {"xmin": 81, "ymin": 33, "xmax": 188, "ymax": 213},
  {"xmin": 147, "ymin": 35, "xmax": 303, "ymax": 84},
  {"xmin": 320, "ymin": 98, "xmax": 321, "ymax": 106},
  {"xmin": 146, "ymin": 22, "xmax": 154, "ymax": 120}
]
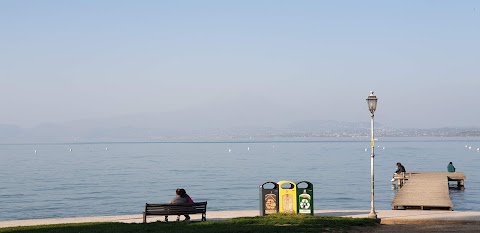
[{"xmin": 3, "ymin": 209, "xmax": 480, "ymax": 229}]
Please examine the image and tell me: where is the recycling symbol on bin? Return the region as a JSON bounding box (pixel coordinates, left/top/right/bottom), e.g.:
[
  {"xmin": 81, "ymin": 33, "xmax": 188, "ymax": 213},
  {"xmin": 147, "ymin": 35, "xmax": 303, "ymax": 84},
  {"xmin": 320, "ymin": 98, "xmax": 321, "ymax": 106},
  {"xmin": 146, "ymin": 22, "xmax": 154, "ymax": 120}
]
[{"xmin": 299, "ymin": 199, "xmax": 310, "ymax": 209}]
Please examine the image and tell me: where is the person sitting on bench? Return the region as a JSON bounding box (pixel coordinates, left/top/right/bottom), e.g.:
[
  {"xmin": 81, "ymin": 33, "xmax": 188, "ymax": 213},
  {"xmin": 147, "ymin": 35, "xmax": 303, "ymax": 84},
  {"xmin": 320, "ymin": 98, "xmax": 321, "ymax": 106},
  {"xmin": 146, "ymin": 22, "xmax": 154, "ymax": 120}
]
[{"xmin": 170, "ymin": 188, "xmax": 194, "ymax": 221}]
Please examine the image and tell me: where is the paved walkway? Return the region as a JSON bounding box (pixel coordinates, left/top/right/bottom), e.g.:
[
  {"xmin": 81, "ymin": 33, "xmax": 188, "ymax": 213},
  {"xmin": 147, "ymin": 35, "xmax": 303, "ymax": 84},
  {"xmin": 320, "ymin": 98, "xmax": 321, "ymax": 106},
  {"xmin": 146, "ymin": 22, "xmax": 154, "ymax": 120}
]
[{"xmin": 2, "ymin": 210, "xmax": 480, "ymax": 228}]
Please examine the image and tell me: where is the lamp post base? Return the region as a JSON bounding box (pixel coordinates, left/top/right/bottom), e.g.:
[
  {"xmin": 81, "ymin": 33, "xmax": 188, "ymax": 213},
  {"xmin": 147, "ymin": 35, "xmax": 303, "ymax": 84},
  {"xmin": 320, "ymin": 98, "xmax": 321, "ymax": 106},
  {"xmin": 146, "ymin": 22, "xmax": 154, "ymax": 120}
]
[{"xmin": 368, "ymin": 211, "xmax": 377, "ymax": 219}]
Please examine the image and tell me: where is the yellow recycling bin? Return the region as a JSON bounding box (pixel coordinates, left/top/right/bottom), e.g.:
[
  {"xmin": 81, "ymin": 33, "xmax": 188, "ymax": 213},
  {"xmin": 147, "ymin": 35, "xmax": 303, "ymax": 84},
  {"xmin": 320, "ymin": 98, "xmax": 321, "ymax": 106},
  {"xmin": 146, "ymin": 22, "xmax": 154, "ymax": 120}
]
[{"xmin": 277, "ymin": 180, "xmax": 297, "ymax": 213}]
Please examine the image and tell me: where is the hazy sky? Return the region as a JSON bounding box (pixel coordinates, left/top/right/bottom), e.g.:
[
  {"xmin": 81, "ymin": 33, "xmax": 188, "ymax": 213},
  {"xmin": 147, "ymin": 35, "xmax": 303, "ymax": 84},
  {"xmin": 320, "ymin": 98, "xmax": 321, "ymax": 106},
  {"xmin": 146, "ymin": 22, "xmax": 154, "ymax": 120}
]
[{"xmin": 1, "ymin": 1, "xmax": 479, "ymax": 129}]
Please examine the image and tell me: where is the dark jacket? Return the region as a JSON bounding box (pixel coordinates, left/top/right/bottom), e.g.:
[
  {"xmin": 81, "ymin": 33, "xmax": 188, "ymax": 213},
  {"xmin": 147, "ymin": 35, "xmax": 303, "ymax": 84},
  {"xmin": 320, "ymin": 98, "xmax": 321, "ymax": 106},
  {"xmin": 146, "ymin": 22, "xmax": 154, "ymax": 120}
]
[{"xmin": 395, "ymin": 164, "xmax": 406, "ymax": 173}]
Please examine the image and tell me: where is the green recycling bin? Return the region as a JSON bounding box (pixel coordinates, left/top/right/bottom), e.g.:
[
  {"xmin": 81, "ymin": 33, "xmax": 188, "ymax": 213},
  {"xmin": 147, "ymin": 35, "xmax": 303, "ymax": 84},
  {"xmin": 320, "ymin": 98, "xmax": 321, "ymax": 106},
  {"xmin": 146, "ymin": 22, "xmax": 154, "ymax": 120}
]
[{"xmin": 297, "ymin": 181, "xmax": 314, "ymax": 215}]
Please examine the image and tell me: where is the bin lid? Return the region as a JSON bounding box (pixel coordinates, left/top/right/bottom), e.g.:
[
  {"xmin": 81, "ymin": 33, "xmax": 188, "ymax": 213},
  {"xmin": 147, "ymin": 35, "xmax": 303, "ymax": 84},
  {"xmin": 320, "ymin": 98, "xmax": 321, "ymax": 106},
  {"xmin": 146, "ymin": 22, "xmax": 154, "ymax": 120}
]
[
  {"xmin": 277, "ymin": 180, "xmax": 296, "ymax": 189},
  {"xmin": 297, "ymin": 181, "xmax": 313, "ymax": 189},
  {"xmin": 260, "ymin": 181, "xmax": 278, "ymax": 189}
]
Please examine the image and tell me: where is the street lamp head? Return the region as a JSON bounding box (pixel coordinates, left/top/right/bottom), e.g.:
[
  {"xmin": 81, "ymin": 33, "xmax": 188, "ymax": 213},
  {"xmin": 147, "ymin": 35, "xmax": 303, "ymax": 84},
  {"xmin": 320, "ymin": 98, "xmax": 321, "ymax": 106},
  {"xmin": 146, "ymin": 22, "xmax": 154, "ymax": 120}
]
[{"xmin": 366, "ymin": 91, "xmax": 377, "ymax": 114}]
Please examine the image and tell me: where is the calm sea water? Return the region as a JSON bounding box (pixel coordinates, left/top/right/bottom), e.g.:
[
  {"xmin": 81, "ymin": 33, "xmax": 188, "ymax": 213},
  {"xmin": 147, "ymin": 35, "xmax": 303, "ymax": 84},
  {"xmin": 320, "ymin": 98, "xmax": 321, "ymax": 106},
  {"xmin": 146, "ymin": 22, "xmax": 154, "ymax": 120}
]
[{"xmin": 1, "ymin": 137, "xmax": 480, "ymax": 221}]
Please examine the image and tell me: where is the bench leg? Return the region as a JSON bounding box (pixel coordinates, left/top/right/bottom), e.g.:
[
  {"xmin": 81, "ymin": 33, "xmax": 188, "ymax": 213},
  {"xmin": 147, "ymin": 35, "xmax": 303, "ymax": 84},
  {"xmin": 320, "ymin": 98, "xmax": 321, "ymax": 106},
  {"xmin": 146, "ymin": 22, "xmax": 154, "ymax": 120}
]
[
  {"xmin": 176, "ymin": 215, "xmax": 181, "ymax": 221},
  {"xmin": 143, "ymin": 213, "xmax": 147, "ymax": 223},
  {"xmin": 165, "ymin": 216, "xmax": 168, "ymax": 222},
  {"xmin": 202, "ymin": 213, "xmax": 206, "ymax": 221}
]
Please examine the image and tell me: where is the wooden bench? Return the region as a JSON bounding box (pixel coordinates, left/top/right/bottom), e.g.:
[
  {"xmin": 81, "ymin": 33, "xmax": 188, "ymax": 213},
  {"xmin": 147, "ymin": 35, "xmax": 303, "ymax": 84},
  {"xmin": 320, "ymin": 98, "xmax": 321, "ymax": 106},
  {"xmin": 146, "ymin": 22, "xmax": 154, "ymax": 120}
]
[{"xmin": 143, "ymin": 202, "xmax": 207, "ymax": 223}]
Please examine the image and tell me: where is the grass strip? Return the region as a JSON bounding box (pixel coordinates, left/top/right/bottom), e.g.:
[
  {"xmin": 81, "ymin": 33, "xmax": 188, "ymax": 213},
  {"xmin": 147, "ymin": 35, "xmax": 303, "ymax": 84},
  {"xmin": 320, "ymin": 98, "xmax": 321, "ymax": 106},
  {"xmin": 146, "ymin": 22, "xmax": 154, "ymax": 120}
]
[{"xmin": 0, "ymin": 214, "xmax": 380, "ymax": 233}]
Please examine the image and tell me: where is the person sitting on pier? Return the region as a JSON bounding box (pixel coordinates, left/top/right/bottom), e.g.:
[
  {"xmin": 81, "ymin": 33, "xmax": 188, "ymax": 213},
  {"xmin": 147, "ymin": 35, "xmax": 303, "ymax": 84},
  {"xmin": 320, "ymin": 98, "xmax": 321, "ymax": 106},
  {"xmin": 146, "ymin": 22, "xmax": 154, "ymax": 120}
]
[
  {"xmin": 447, "ymin": 162, "xmax": 456, "ymax": 172},
  {"xmin": 395, "ymin": 162, "xmax": 406, "ymax": 173},
  {"xmin": 391, "ymin": 162, "xmax": 406, "ymax": 182}
]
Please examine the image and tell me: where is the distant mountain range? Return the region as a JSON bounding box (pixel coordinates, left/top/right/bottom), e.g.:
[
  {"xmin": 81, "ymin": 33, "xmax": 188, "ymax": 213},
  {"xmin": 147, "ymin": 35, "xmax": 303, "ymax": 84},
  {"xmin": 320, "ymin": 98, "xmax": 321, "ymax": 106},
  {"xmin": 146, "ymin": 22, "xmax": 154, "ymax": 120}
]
[{"xmin": 1, "ymin": 119, "xmax": 480, "ymax": 143}]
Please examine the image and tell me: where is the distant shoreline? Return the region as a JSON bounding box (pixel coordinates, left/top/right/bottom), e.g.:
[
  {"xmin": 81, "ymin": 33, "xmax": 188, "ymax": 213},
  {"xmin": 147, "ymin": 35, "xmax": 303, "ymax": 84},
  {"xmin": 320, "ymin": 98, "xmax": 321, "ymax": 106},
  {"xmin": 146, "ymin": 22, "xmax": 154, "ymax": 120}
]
[{"xmin": 2, "ymin": 135, "xmax": 480, "ymax": 145}]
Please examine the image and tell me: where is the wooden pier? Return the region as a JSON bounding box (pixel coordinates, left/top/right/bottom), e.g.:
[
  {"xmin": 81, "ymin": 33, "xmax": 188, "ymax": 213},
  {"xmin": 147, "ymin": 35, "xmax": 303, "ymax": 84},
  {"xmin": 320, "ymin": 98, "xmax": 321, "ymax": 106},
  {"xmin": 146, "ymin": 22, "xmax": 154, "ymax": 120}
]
[{"xmin": 391, "ymin": 172, "xmax": 465, "ymax": 211}]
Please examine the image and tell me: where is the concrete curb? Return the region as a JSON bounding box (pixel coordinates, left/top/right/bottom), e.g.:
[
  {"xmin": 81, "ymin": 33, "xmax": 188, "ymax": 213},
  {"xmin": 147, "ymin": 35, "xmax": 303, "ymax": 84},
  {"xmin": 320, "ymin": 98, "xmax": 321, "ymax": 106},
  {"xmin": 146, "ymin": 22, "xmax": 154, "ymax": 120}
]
[{"xmin": 380, "ymin": 219, "xmax": 480, "ymax": 225}]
